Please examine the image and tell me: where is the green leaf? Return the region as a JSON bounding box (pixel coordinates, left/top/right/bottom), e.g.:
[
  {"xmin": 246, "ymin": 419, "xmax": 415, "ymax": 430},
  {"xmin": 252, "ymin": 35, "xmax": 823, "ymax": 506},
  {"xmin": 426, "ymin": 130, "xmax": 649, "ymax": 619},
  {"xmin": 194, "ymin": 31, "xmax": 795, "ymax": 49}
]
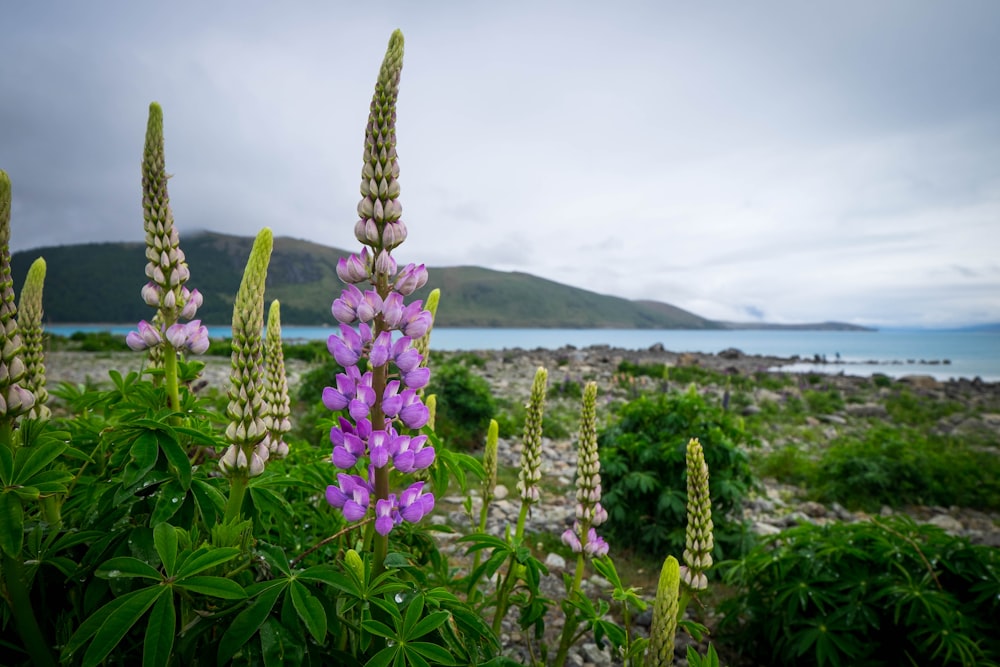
[
  {"xmin": 401, "ymin": 594, "xmax": 425, "ymax": 638},
  {"xmin": 175, "ymin": 576, "xmax": 247, "ymax": 600},
  {"xmin": 0, "ymin": 443, "xmax": 13, "ymax": 484},
  {"xmin": 0, "ymin": 492, "xmax": 24, "ymax": 557},
  {"xmin": 82, "ymin": 586, "xmax": 165, "ymax": 667},
  {"xmin": 143, "ymin": 590, "xmax": 175, "ymax": 667},
  {"xmin": 364, "ymin": 645, "xmax": 398, "ymax": 667},
  {"xmin": 190, "ymin": 479, "xmax": 225, "ymax": 527},
  {"xmin": 409, "ymin": 642, "xmax": 458, "ymax": 665},
  {"xmin": 289, "ymin": 580, "xmax": 327, "ymax": 642},
  {"xmin": 408, "ymin": 611, "xmax": 450, "ymax": 641},
  {"xmin": 150, "ymin": 479, "xmax": 187, "ymax": 525},
  {"xmin": 175, "ymin": 546, "xmax": 240, "ymax": 579},
  {"xmin": 362, "ymin": 619, "xmax": 397, "ymax": 640},
  {"xmin": 124, "ymin": 432, "xmax": 160, "ymax": 488},
  {"xmin": 153, "ymin": 523, "xmax": 178, "ymax": 577},
  {"xmin": 217, "ymin": 583, "xmax": 285, "ymax": 665},
  {"xmin": 13, "ymin": 439, "xmax": 67, "ymax": 484},
  {"xmin": 96, "ymin": 557, "xmax": 162, "ymax": 581},
  {"xmin": 158, "ymin": 431, "xmax": 192, "ymax": 490}
]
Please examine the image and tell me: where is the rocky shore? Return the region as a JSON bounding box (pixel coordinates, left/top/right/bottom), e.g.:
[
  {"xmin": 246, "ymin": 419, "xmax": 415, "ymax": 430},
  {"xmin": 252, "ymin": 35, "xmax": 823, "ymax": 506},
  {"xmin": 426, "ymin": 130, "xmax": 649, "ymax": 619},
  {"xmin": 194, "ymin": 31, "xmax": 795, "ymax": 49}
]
[{"xmin": 43, "ymin": 345, "xmax": 1000, "ymax": 666}]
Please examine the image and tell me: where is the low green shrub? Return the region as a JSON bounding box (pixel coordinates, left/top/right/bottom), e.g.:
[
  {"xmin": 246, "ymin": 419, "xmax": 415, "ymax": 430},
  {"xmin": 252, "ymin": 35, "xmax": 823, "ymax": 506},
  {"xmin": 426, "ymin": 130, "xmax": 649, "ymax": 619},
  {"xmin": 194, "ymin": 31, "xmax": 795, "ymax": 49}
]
[
  {"xmin": 599, "ymin": 386, "xmax": 758, "ymax": 560},
  {"xmin": 718, "ymin": 516, "xmax": 1000, "ymax": 666},
  {"xmin": 425, "ymin": 361, "xmax": 496, "ymax": 450},
  {"xmin": 812, "ymin": 426, "xmax": 1000, "ymax": 511}
]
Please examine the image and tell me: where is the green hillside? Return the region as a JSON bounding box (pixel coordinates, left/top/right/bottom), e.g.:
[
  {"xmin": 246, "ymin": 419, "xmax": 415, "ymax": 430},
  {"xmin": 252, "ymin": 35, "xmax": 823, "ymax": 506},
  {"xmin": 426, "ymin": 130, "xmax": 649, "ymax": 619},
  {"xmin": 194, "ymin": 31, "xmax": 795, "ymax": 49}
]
[{"xmin": 10, "ymin": 232, "xmax": 717, "ymax": 328}]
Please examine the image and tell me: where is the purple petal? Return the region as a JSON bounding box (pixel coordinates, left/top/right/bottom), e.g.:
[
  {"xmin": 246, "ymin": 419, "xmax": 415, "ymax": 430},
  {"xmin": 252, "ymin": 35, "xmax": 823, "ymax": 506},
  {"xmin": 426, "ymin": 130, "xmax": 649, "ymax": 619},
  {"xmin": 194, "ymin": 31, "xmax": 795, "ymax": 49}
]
[
  {"xmin": 413, "ymin": 447, "xmax": 435, "ymax": 470},
  {"xmin": 403, "ymin": 367, "xmax": 430, "ymax": 390},
  {"xmin": 343, "ymin": 500, "xmax": 367, "ymax": 522},
  {"xmin": 326, "ymin": 485, "xmax": 347, "ymax": 508},
  {"xmin": 332, "ymin": 447, "xmax": 357, "ymax": 469},
  {"xmin": 323, "ymin": 387, "xmax": 349, "ymax": 411},
  {"xmin": 126, "ymin": 331, "xmax": 148, "ymax": 351}
]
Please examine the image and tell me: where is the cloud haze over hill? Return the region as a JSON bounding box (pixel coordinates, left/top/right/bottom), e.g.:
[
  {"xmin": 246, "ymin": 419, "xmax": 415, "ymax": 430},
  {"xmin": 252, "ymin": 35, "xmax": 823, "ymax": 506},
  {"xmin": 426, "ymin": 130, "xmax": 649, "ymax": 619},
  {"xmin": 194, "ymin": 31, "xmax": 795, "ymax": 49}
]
[{"xmin": 2, "ymin": 1, "xmax": 998, "ymax": 328}]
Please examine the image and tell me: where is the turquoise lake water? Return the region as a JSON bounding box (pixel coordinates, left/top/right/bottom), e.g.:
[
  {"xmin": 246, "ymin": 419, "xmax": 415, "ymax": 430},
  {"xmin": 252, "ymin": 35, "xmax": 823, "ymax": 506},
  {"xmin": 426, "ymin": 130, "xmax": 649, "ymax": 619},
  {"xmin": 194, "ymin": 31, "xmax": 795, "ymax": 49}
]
[{"xmin": 47, "ymin": 325, "xmax": 1000, "ymax": 382}]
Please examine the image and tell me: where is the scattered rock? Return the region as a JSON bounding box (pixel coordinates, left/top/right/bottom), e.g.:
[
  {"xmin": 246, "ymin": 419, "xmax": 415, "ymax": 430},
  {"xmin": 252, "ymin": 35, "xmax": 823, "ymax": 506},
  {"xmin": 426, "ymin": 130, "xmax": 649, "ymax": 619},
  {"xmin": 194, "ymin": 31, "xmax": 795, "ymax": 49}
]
[
  {"xmin": 927, "ymin": 514, "xmax": 964, "ymax": 534},
  {"xmin": 544, "ymin": 552, "xmax": 567, "ymax": 570}
]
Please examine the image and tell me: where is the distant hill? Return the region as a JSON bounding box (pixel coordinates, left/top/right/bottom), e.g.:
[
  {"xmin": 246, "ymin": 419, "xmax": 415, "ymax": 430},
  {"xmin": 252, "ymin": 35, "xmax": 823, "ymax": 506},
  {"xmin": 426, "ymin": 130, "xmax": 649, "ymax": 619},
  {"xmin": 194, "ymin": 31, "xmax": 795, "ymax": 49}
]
[
  {"xmin": 10, "ymin": 231, "xmax": 868, "ymax": 330},
  {"xmin": 11, "ymin": 232, "xmax": 718, "ymax": 328},
  {"xmin": 716, "ymin": 321, "xmax": 874, "ymax": 332}
]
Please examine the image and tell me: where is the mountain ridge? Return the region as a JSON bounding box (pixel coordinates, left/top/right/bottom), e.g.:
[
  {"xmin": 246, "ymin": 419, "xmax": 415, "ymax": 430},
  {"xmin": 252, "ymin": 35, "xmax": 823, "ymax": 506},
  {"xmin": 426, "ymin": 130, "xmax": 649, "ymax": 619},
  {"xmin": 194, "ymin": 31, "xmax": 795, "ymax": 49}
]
[{"xmin": 11, "ymin": 231, "xmax": 871, "ymax": 331}]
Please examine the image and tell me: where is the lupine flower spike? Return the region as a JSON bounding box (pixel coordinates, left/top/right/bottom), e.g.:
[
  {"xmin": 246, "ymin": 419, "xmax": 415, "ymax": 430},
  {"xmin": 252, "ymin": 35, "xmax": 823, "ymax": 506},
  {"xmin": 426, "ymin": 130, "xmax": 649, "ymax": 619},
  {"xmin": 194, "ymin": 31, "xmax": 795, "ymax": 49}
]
[
  {"xmin": 16, "ymin": 258, "xmax": 49, "ymax": 420},
  {"xmin": 681, "ymin": 437, "xmax": 713, "ymax": 591},
  {"xmin": 515, "ymin": 367, "xmax": 548, "ymax": 536},
  {"xmin": 324, "ymin": 32, "xmax": 437, "ymax": 567},
  {"xmin": 480, "ymin": 419, "xmax": 499, "ymax": 530},
  {"xmin": 562, "ymin": 381, "xmax": 609, "ymax": 558},
  {"xmin": 0, "ymin": 170, "xmax": 35, "ymax": 422},
  {"xmin": 126, "ymin": 103, "xmax": 208, "ymax": 401},
  {"xmin": 262, "ymin": 300, "xmax": 291, "ymax": 459},
  {"xmin": 646, "ymin": 555, "xmax": 681, "ymax": 667},
  {"xmin": 219, "ymin": 229, "xmax": 273, "ymax": 481}
]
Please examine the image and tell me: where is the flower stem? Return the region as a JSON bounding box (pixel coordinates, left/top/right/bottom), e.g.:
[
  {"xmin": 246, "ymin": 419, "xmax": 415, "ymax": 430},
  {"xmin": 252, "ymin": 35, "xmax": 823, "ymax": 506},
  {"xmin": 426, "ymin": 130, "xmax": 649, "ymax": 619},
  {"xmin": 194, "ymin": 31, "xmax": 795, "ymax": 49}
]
[
  {"xmin": 1, "ymin": 551, "xmax": 56, "ymax": 667},
  {"xmin": 552, "ymin": 552, "xmax": 587, "ymax": 666},
  {"xmin": 224, "ymin": 474, "xmax": 248, "ymax": 524},
  {"xmin": 162, "ymin": 342, "xmax": 181, "ymax": 414}
]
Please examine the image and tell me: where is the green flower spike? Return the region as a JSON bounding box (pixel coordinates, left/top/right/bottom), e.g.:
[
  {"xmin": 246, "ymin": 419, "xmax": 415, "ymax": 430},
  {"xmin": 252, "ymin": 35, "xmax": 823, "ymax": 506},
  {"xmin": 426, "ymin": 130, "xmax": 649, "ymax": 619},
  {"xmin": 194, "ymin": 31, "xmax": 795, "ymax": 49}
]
[
  {"xmin": 682, "ymin": 437, "xmax": 713, "ymax": 591},
  {"xmin": 220, "ymin": 228, "xmax": 273, "ymax": 479},
  {"xmin": 16, "ymin": 258, "xmax": 48, "ymax": 419},
  {"xmin": 516, "ymin": 367, "xmax": 548, "ymax": 511},
  {"xmin": 141, "ymin": 102, "xmax": 194, "ymax": 326},
  {"xmin": 355, "ymin": 29, "xmax": 405, "ymax": 252},
  {"xmin": 412, "ymin": 288, "xmax": 439, "ymax": 370},
  {"xmin": 483, "ymin": 419, "xmax": 499, "ymax": 506},
  {"xmin": 0, "ymin": 170, "xmax": 34, "ymax": 420},
  {"xmin": 646, "ymin": 555, "xmax": 681, "ymax": 667},
  {"xmin": 263, "ymin": 300, "xmax": 290, "ymax": 459}
]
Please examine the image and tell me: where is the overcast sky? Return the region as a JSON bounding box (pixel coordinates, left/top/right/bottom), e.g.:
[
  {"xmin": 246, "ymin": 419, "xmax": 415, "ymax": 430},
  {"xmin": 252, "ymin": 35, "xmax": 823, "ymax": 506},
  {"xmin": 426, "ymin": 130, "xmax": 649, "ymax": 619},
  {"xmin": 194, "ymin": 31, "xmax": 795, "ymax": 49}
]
[{"xmin": 3, "ymin": 1, "xmax": 999, "ymax": 328}]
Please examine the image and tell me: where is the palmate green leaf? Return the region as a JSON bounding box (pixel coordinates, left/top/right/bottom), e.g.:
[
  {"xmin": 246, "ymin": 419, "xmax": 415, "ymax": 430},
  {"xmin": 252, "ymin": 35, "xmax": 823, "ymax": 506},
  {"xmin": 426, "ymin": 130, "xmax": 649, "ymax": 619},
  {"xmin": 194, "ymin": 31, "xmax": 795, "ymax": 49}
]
[
  {"xmin": 0, "ymin": 492, "xmax": 24, "ymax": 557},
  {"xmin": 289, "ymin": 579, "xmax": 326, "ymax": 642},
  {"xmin": 175, "ymin": 576, "xmax": 247, "ymax": 600},
  {"xmin": 123, "ymin": 432, "xmax": 159, "ymax": 488},
  {"xmin": 190, "ymin": 478, "xmax": 225, "ymax": 527},
  {"xmin": 153, "ymin": 522, "xmax": 178, "ymax": 577},
  {"xmin": 409, "ymin": 642, "xmax": 458, "ymax": 666},
  {"xmin": 12, "ymin": 438, "xmax": 67, "ymax": 485},
  {"xmin": 260, "ymin": 616, "xmax": 305, "ymax": 667},
  {"xmin": 143, "ymin": 590, "xmax": 175, "ymax": 667},
  {"xmin": 97, "ymin": 556, "xmax": 162, "ymax": 581},
  {"xmin": 408, "ymin": 611, "xmax": 450, "ymax": 641},
  {"xmin": 157, "ymin": 431, "xmax": 192, "ymax": 490},
  {"xmin": 400, "ymin": 646, "xmax": 432, "ymax": 667},
  {"xmin": 81, "ymin": 586, "xmax": 166, "ymax": 667},
  {"xmin": 151, "ymin": 479, "xmax": 188, "ymax": 525},
  {"xmin": 364, "ymin": 645, "xmax": 399, "ymax": 667},
  {"xmin": 217, "ymin": 583, "xmax": 285, "ymax": 665},
  {"xmin": 23, "ymin": 468, "xmax": 73, "ymax": 494},
  {"xmin": 175, "ymin": 546, "xmax": 240, "ymax": 579},
  {"xmin": 362, "ymin": 618, "xmax": 397, "ymax": 640}
]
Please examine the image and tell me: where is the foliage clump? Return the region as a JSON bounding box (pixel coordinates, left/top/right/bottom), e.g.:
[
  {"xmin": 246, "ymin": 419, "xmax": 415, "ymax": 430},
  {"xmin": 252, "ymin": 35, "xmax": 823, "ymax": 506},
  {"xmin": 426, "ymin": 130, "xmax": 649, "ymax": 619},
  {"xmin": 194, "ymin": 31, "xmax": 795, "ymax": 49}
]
[
  {"xmin": 425, "ymin": 360, "xmax": 496, "ymax": 450},
  {"xmin": 599, "ymin": 385, "xmax": 757, "ymax": 560},
  {"xmin": 719, "ymin": 516, "xmax": 1000, "ymax": 667}
]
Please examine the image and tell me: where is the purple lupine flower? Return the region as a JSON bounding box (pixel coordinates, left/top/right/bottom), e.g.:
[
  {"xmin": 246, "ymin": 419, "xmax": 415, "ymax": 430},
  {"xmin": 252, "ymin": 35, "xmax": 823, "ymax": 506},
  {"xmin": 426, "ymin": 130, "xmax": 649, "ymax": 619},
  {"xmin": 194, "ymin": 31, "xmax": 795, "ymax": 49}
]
[
  {"xmin": 369, "ymin": 331, "xmax": 393, "ymax": 367},
  {"xmin": 126, "ymin": 320, "xmax": 163, "ymax": 351},
  {"xmin": 393, "ymin": 263, "xmax": 428, "ymax": 296},
  {"xmin": 326, "ymin": 474, "xmax": 373, "ymax": 521},
  {"xmin": 323, "ymin": 31, "xmax": 439, "ymax": 537},
  {"xmin": 368, "ymin": 430, "xmax": 398, "ymax": 468},
  {"xmin": 337, "ymin": 249, "xmax": 371, "ymax": 284},
  {"xmin": 381, "ymin": 292, "xmax": 405, "ymax": 328},
  {"xmin": 332, "ymin": 284, "xmax": 364, "ymax": 324},
  {"xmin": 397, "ymin": 389, "xmax": 429, "ymax": 430},
  {"xmin": 392, "ymin": 434, "xmax": 434, "ymax": 473}
]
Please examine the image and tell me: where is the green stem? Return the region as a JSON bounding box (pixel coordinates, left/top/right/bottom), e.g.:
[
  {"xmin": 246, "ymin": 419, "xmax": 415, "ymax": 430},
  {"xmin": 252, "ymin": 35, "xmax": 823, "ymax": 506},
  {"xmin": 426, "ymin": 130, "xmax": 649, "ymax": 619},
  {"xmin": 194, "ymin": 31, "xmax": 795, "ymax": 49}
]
[
  {"xmin": 551, "ymin": 553, "xmax": 587, "ymax": 666},
  {"xmin": 38, "ymin": 496, "xmax": 61, "ymax": 526},
  {"xmin": 491, "ymin": 552, "xmax": 518, "ymax": 635},
  {"xmin": 224, "ymin": 474, "xmax": 248, "ymax": 524},
  {"xmin": 469, "ymin": 493, "xmax": 493, "ymax": 604},
  {"xmin": 162, "ymin": 343, "xmax": 181, "ymax": 415},
  {"xmin": 1, "ymin": 551, "xmax": 56, "ymax": 667}
]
